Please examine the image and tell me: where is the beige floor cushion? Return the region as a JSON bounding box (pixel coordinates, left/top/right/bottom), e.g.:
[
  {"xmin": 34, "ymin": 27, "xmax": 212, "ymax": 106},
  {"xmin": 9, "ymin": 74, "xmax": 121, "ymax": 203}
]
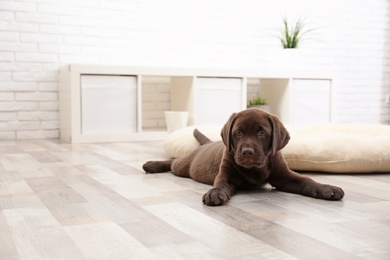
[
  {"xmin": 163, "ymin": 123, "xmax": 390, "ymax": 173},
  {"xmin": 163, "ymin": 125, "xmax": 222, "ymax": 159}
]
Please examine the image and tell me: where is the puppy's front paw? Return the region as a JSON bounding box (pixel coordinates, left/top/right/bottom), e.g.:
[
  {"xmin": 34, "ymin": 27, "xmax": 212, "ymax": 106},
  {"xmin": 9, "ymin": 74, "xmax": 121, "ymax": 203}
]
[
  {"xmin": 202, "ymin": 188, "xmax": 230, "ymax": 206},
  {"xmin": 316, "ymin": 184, "xmax": 345, "ymax": 200}
]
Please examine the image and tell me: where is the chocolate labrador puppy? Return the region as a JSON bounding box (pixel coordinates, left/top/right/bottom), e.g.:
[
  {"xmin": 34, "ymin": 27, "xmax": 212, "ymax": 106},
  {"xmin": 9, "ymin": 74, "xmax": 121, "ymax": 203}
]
[{"xmin": 143, "ymin": 108, "xmax": 344, "ymax": 206}]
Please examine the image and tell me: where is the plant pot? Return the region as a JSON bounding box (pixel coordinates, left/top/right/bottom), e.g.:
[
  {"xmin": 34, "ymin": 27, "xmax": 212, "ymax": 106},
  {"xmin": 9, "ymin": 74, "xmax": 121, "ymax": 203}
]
[
  {"xmin": 249, "ymin": 105, "xmax": 271, "ymax": 113},
  {"xmin": 268, "ymin": 48, "xmax": 302, "ymax": 71},
  {"xmin": 164, "ymin": 111, "xmax": 189, "ymax": 132}
]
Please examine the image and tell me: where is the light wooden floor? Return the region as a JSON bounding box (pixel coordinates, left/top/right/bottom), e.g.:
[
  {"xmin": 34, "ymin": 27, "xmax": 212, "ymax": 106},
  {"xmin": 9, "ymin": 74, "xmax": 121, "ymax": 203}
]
[{"xmin": 0, "ymin": 139, "xmax": 389, "ymax": 260}]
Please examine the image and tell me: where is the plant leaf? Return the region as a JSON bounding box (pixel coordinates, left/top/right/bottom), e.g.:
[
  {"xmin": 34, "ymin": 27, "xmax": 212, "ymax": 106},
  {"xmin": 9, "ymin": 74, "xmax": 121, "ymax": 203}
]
[{"xmin": 278, "ymin": 16, "xmax": 314, "ymax": 49}]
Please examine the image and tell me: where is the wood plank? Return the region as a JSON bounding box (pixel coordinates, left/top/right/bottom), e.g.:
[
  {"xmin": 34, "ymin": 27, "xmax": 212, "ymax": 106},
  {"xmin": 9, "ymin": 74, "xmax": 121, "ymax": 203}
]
[
  {"xmin": 0, "ymin": 211, "xmax": 20, "ymax": 259},
  {"xmin": 26, "ymin": 177, "xmax": 88, "ymax": 208},
  {"xmin": 143, "ymin": 202, "xmax": 295, "ymax": 259},
  {"xmin": 29, "ymin": 151, "xmax": 62, "ymax": 163},
  {"xmin": 64, "ymin": 222, "xmax": 156, "ymax": 259},
  {"xmin": 3, "ymin": 207, "xmax": 83, "ymax": 259},
  {"xmin": 0, "ymin": 176, "xmax": 45, "ymax": 210}
]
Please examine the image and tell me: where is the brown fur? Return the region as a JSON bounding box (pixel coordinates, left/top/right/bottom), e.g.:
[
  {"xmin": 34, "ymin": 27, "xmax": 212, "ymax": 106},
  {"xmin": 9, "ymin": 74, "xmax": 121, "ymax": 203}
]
[{"xmin": 143, "ymin": 107, "xmax": 344, "ymax": 206}]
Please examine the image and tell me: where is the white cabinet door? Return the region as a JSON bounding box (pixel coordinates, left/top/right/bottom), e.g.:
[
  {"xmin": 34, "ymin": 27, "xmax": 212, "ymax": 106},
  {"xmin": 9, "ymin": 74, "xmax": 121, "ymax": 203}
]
[
  {"xmin": 291, "ymin": 79, "xmax": 331, "ymax": 125},
  {"xmin": 195, "ymin": 77, "xmax": 243, "ymax": 125},
  {"xmin": 81, "ymin": 75, "xmax": 137, "ymax": 134}
]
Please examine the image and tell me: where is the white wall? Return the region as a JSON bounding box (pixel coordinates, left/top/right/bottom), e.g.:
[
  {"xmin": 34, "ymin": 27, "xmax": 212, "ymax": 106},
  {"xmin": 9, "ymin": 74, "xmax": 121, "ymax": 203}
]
[{"xmin": 0, "ymin": 0, "xmax": 389, "ymax": 139}]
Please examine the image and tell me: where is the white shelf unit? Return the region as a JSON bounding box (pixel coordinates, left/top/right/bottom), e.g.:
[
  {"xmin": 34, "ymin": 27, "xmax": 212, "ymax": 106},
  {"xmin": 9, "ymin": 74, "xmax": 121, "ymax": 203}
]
[{"xmin": 59, "ymin": 64, "xmax": 336, "ymax": 143}]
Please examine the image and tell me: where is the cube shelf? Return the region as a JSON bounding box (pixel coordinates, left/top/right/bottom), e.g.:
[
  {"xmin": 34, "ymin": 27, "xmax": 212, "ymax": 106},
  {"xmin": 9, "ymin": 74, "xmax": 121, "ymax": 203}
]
[{"xmin": 59, "ymin": 64, "xmax": 336, "ymax": 143}]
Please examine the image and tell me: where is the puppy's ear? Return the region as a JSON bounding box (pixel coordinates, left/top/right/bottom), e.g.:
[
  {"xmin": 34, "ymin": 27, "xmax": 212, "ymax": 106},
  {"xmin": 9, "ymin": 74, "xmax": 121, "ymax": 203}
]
[
  {"xmin": 268, "ymin": 114, "xmax": 290, "ymax": 155},
  {"xmin": 221, "ymin": 112, "xmax": 237, "ymax": 153}
]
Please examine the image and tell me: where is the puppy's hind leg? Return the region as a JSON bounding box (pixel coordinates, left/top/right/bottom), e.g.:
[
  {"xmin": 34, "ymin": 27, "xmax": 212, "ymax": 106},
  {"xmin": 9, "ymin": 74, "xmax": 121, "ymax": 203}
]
[
  {"xmin": 143, "ymin": 160, "xmax": 172, "ymax": 173},
  {"xmin": 143, "ymin": 156, "xmax": 192, "ymax": 178}
]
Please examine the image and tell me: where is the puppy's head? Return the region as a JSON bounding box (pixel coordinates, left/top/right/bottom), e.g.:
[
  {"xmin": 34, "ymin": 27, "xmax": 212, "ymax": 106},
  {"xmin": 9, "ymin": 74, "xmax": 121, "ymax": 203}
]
[{"xmin": 221, "ymin": 107, "xmax": 290, "ymax": 169}]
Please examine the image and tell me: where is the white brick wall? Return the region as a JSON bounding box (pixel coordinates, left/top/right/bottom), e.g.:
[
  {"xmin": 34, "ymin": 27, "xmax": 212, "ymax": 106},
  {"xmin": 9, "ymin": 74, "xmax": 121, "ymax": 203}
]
[{"xmin": 0, "ymin": 0, "xmax": 389, "ymax": 140}]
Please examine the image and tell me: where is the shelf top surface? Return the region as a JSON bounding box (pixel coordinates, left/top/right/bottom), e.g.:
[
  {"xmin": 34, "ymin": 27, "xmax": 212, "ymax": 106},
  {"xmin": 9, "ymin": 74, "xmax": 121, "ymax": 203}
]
[{"xmin": 64, "ymin": 64, "xmax": 336, "ymax": 79}]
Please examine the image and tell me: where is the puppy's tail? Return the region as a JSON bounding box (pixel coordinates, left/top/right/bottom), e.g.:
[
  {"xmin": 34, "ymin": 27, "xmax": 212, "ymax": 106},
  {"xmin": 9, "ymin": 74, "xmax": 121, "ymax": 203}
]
[{"xmin": 193, "ymin": 128, "xmax": 212, "ymax": 146}]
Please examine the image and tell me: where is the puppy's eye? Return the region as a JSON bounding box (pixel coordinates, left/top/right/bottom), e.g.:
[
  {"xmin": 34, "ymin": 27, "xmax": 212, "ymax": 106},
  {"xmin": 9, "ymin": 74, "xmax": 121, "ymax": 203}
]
[
  {"xmin": 235, "ymin": 131, "xmax": 243, "ymax": 137},
  {"xmin": 258, "ymin": 130, "xmax": 267, "ymax": 137}
]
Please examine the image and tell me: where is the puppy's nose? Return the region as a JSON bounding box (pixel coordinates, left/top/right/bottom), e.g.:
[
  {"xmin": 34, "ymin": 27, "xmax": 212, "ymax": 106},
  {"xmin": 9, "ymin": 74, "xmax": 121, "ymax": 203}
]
[{"xmin": 242, "ymin": 147, "xmax": 254, "ymax": 156}]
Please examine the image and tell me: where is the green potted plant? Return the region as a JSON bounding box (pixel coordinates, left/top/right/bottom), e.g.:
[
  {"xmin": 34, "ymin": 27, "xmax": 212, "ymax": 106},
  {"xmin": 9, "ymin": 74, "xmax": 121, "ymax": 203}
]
[
  {"xmin": 278, "ymin": 16, "xmax": 314, "ymax": 49},
  {"xmin": 269, "ymin": 16, "xmax": 315, "ymax": 70},
  {"xmin": 248, "ymin": 96, "xmax": 270, "ymax": 112}
]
